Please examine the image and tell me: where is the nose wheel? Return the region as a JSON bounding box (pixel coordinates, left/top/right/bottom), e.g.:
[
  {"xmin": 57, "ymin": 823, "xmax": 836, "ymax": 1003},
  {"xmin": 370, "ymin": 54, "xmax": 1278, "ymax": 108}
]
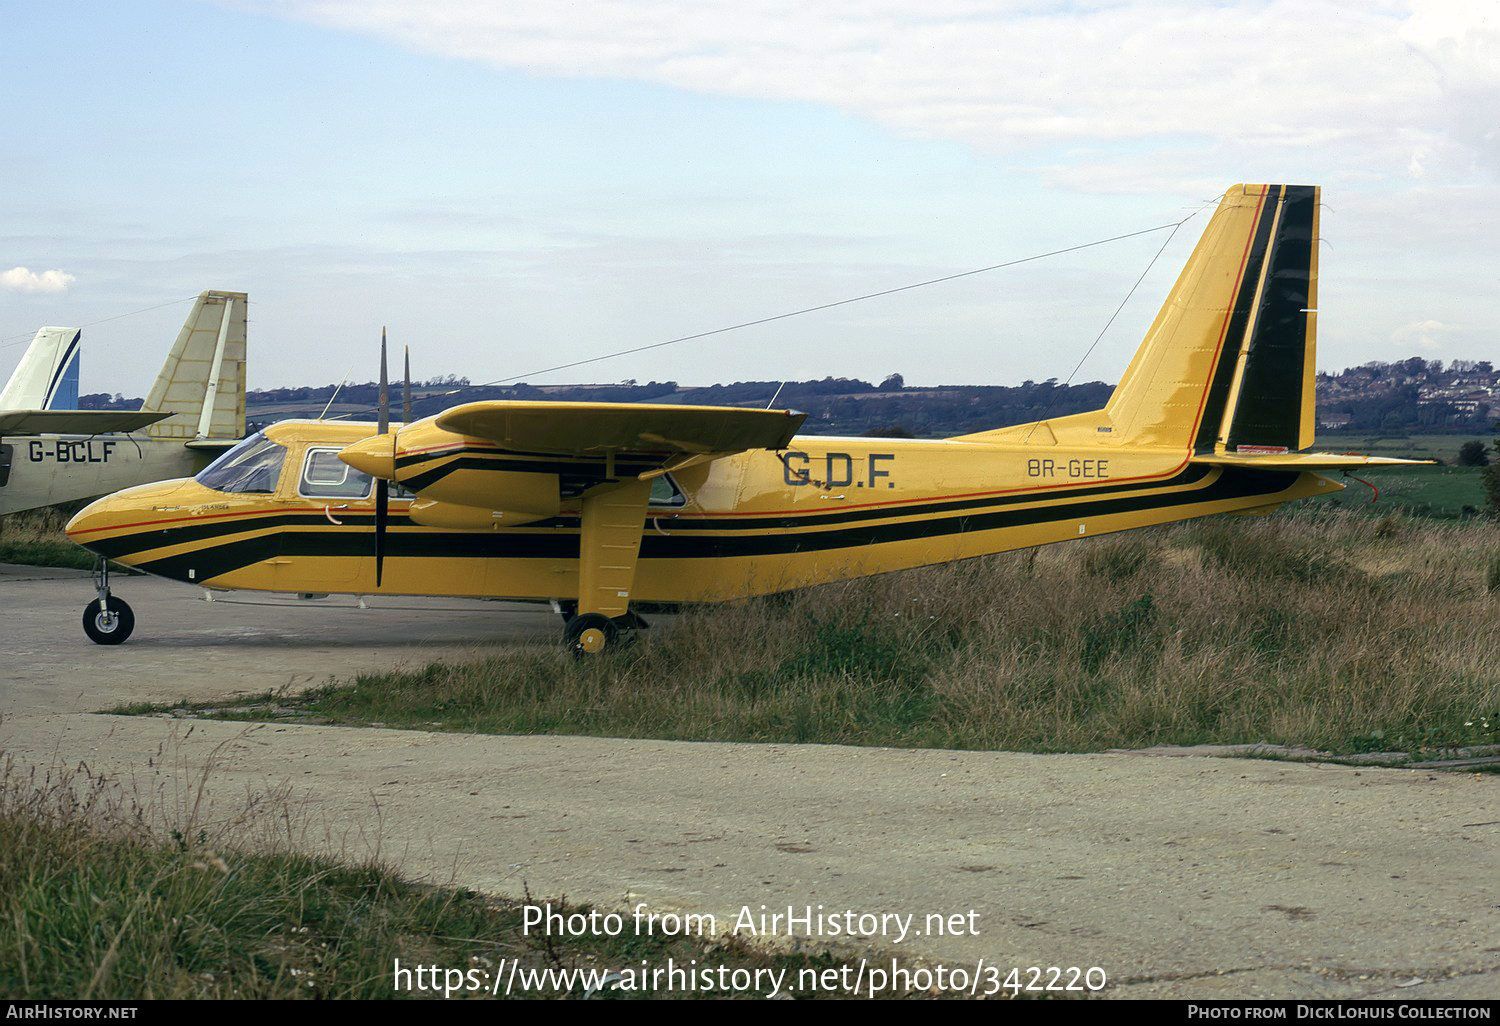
[
  {"xmin": 83, "ymin": 559, "xmax": 135, "ymax": 645},
  {"xmin": 83, "ymin": 596, "xmax": 135, "ymax": 645}
]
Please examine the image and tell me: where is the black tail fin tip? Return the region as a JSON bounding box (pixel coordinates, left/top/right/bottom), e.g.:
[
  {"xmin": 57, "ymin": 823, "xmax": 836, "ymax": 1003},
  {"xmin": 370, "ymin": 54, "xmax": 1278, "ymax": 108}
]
[{"xmin": 1197, "ymin": 184, "xmax": 1320, "ymax": 455}]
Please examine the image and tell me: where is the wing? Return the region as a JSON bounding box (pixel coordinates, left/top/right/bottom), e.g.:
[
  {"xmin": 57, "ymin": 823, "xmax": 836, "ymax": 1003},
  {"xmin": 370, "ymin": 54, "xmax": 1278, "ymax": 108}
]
[
  {"xmin": 434, "ymin": 400, "xmax": 805, "ymax": 456},
  {"xmin": 340, "ymin": 399, "xmax": 806, "ymax": 509},
  {"xmin": 0, "ymin": 410, "xmax": 173, "ymax": 435},
  {"xmin": 338, "ymin": 400, "xmax": 807, "ymax": 619}
]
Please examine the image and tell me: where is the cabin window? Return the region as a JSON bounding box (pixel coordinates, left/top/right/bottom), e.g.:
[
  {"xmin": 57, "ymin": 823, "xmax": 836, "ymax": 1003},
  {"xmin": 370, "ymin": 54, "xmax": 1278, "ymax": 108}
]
[
  {"xmin": 299, "ymin": 448, "xmax": 373, "ymax": 499},
  {"xmin": 195, "ymin": 432, "xmax": 287, "ymax": 495},
  {"xmin": 648, "ymin": 473, "xmax": 685, "ymax": 508},
  {"xmin": 0, "ymin": 444, "xmax": 11, "ymax": 488}
]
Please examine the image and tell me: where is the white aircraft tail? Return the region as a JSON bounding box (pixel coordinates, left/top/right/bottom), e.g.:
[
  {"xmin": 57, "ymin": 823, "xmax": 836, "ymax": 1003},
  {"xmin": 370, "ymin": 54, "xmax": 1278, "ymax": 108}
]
[
  {"xmin": 0, "ymin": 327, "xmax": 82, "ymax": 410},
  {"xmin": 142, "ymin": 290, "xmax": 247, "ymax": 442}
]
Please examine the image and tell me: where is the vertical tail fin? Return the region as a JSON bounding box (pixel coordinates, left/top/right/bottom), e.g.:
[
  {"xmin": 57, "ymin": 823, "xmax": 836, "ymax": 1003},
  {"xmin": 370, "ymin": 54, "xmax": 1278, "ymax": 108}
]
[
  {"xmin": 1106, "ymin": 183, "xmax": 1319, "ymax": 453},
  {"xmin": 951, "ymin": 184, "xmax": 1320, "ymax": 452},
  {"xmin": 0, "ymin": 327, "xmax": 82, "ymax": 410},
  {"xmin": 142, "ymin": 290, "xmax": 247, "ymax": 441}
]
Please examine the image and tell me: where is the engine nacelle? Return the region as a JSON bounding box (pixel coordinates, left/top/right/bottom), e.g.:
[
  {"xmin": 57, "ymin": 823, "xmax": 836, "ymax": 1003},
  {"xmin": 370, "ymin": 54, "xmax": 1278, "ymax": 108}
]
[
  {"xmin": 400, "ymin": 466, "xmax": 561, "ymax": 516},
  {"xmin": 407, "ymin": 499, "xmax": 551, "ymax": 530}
]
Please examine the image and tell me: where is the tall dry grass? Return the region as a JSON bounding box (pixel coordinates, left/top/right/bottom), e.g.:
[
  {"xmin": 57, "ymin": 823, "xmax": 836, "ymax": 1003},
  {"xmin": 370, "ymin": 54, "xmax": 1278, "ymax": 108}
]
[
  {"xmin": 288, "ymin": 508, "xmax": 1500, "ymax": 756},
  {"xmin": 0, "ymin": 506, "xmax": 95, "ymax": 568}
]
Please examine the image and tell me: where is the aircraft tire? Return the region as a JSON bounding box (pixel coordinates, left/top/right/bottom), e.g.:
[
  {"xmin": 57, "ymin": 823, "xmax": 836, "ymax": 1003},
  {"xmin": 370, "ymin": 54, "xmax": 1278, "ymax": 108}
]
[
  {"xmin": 82, "ymin": 596, "xmax": 135, "ymax": 646},
  {"xmin": 564, "ymin": 613, "xmax": 617, "ymax": 657}
]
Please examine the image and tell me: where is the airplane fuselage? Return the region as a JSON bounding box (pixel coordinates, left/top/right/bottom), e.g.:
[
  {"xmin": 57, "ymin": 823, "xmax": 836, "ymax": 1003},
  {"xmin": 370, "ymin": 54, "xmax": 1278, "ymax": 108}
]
[
  {"xmin": 66, "ymin": 418, "xmax": 1341, "ymax": 603},
  {"xmin": 0, "ymin": 431, "xmax": 216, "ymax": 517}
]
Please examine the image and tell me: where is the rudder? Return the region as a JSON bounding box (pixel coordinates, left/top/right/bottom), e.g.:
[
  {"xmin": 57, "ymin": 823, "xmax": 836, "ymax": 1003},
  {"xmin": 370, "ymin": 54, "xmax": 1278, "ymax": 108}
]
[
  {"xmin": 1106, "ymin": 184, "xmax": 1319, "ymax": 453},
  {"xmin": 142, "ymin": 291, "xmax": 247, "ymax": 441}
]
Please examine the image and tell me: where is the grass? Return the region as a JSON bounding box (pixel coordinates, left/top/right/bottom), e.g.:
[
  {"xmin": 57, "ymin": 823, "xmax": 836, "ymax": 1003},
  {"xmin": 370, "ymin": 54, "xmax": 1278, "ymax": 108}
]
[
  {"xmin": 1318, "ymin": 431, "xmax": 1491, "ymax": 462},
  {"xmin": 132, "ymin": 507, "xmax": 1500, "ymax": 762},
  {"xmin": 1307, "ymin": 464, "xmax": 1487, "ymax": 519},
  {"xmin": 0, "ymin": 750, "xmax": 948, "ymax": 1000},
  {"xmin": 0, "ymin": 507, "xmax": 96, "ymax": 569}
]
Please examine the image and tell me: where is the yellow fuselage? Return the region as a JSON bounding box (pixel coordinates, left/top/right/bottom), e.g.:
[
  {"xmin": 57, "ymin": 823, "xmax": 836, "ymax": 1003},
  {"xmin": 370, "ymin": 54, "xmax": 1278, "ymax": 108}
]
[{"xmin": 66, "ymin": 418, "xmax": 1337, "ymax": 604}]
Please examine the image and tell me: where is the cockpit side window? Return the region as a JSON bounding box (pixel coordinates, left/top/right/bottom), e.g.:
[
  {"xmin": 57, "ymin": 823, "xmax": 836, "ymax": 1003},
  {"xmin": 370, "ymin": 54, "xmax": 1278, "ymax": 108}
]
[
  {"xmin": 648, "ymin": 473, "xmax": 685, "ymax": 508},
  {"xmin": 195, "ymin": 432, "xmax": 288, "ymax": 495},
  {"xmin": 299, "ymin": 448, "xmax": 373, "ymax": 499}
]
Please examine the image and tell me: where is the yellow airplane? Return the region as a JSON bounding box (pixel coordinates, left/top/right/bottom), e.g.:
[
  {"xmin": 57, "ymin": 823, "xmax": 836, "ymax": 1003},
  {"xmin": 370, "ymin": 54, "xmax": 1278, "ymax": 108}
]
[{"xmin": 66, "ymin": 184, "xmax": 1417, "ymax": 651}]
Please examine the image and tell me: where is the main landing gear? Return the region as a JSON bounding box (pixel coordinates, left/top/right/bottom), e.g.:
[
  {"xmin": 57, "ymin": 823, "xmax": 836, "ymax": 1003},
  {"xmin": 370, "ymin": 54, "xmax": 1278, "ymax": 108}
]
[
  {"xmin": 83, "ymin": 559, "xmax": 134, "ymax": 645},
  {"xmin": 554, "ymin": 601, "xmax": 649, "ymax": 657}
]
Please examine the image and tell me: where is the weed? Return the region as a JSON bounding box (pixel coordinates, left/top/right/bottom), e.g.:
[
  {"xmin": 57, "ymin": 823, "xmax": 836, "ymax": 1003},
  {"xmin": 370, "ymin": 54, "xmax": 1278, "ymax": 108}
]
[
  {"xmin": 0, "ymin": 751, "xmax": 945, "ymax": 999},
  {"xmin": 116, "ymin": 508, "xmax": 1500, "ymax": 760}
]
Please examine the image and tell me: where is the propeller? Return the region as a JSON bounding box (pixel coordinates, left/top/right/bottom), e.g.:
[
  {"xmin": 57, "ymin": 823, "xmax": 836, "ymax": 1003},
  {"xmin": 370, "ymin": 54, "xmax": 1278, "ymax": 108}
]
[
  {"xmin": 375, "ymin": 329, "xmax": 390, "ymax": 587},
  {"xmin": 342, "ymin": 329, "xmax": 411, "ymax": 588}
]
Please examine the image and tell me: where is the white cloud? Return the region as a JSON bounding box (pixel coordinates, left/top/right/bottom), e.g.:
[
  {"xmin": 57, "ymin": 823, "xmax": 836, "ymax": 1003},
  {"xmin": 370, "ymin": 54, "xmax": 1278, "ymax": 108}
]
[
  {"xmin": 236, "ymin": 0, "xmax": 1498, "ymax": 188},
  {"xmin": 1391, "ymin": 318, "xmax": 1455, "ymax": 350},
  {"xmin": 0, "ymin": 267, "xmax": 77, "ymax": 293}
]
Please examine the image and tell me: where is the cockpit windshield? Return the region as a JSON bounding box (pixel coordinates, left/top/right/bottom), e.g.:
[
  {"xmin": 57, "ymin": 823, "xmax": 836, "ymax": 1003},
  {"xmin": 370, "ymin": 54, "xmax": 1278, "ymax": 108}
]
[{"xmin": 195, "ymin": 432, "xmax": 287, "ymax": 494}]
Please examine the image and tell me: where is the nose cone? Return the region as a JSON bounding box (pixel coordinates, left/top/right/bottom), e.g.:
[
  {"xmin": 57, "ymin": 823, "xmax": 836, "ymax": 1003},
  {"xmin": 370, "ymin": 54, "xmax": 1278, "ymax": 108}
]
[
  {"xmin": 65, "ymin": 497, "xmax": 110, "ymax": 547},
  {"xmin": 339, "ymin": 434, "xmax": 396, "ymax": 480},
  {"xmin": 66, "ymin": 479, "xmax": 194, "ymax": 555}
]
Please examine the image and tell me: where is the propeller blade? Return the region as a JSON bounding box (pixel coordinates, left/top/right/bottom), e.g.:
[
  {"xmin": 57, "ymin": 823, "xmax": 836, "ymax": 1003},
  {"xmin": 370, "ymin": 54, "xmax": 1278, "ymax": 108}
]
[
  {"xmin": 375, "ymin": 479, "xmax": 388, "ymax": 588},
  {"xmin": 403, "ymin": 346, "xmax": 412, "ymax": 425},
  {"xmin": 375, "ymin": 327, "xmax": 391, "ymax": 587},
  {"xmin": 378, "ymin": 327, "xmax": 389, "ymax": 436}
]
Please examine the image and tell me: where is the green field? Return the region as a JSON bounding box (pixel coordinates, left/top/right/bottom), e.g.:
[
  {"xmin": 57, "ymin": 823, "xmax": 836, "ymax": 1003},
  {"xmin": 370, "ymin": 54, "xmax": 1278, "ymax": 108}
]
[
  {"xmin": 1316, "ymin": 431, "xmax": 1492, "ymax": 462},
  {"xmin": 1308, "ymin": 464, "xmax": 1487, "ymax": 519}
]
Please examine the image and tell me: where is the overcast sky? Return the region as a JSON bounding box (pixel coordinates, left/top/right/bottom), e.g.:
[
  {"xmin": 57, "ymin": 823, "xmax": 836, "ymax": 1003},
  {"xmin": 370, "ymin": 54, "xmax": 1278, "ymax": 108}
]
[{"xmin": 1, "ymin": 0, "xmax": 1495, "ymax": 399}]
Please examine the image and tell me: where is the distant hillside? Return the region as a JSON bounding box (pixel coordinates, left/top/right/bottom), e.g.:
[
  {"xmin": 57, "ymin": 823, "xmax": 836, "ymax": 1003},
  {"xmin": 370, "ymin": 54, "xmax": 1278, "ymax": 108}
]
[
  {"xmin": 1315, "ymin": 358, "xmax": 1497, "ymax": 432},
  {"xmin": 81, "ymin": 356, "xmax": 1498, "ymax": 441},
  {"xmin": 241, "ymin": 376, "xmax": 1116, "ymax": 438}
]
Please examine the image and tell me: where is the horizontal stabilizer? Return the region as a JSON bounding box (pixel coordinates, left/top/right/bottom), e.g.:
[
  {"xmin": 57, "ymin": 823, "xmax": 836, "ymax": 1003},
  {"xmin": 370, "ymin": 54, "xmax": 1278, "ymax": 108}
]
[
  {"xmin": 183, "ymin": 437, "xmax": 241, "ymax": 452},
  {"xmin": 0, "ymin": 410, "xmax": 172, "ymax": 435},
  {"xmin": 1190, "ymin": 452, "xmax": 1428, "ymax": 470},
  {"xmin": 435, "ymin": 401, "xmax": 806, "ymax": 456}
]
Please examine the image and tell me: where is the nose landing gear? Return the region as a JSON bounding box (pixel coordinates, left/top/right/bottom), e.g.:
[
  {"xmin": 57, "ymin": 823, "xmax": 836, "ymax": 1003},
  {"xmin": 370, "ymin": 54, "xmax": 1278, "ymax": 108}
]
[{"xmin": 82, "ymin": 559, "xmax": 134, "ymax": 645}]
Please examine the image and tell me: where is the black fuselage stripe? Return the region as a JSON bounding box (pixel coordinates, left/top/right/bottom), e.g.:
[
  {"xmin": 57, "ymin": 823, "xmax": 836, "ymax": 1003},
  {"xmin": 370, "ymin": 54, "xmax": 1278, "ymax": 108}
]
[
  {"xmin": 82, "ymin": 465, "xmax": 1213, "ymax": 562},
  {"xmin": 124, "ymin": 469, "xmax": 1299, "ymax": 582},
  {"xmin": 83, "ymin": 512, "xmax": 390, "ymax": 560}
]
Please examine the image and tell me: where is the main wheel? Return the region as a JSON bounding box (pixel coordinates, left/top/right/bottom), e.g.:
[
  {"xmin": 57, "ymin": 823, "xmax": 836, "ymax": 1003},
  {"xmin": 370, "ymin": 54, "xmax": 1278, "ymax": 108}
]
[
  {"xmin": 563, "ymin": 612, "xmax": 617, "ymax": 657},
  {"xmin": 82, "ymin": 596, "xmax": 135, "ymax": 645}
]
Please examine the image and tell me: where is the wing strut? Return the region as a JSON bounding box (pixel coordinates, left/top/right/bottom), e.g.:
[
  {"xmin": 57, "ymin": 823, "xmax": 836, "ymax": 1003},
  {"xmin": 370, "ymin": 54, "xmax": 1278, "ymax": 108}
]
[{"xmin": 577, "ymin": 477, "xmax": 652, "ymax": 620}]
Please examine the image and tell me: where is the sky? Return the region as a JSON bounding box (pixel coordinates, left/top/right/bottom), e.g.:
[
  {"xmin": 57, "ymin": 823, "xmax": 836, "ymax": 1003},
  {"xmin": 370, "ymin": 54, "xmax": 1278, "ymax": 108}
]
[{"xmin": 1, "ymin": 0, "xmax": 1495, "ymax": 399}]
